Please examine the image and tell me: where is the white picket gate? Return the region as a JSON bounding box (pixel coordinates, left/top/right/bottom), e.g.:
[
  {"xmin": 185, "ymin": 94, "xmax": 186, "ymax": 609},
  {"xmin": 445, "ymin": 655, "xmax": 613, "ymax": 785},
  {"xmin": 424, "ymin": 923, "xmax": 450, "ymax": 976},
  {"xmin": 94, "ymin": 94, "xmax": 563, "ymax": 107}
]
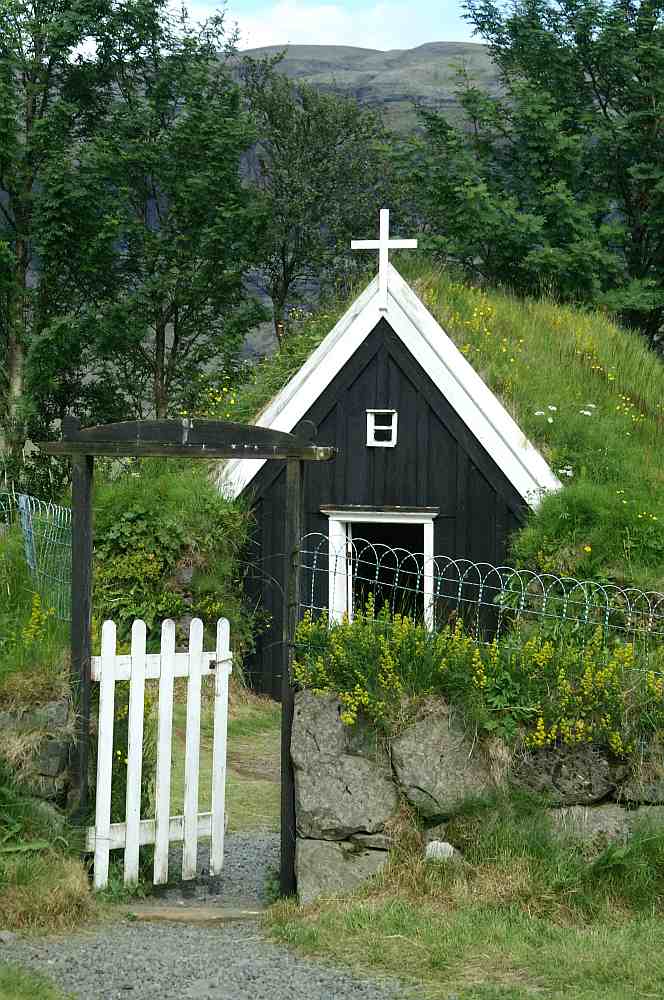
[{"xmin": 86, "ymin": 617, "xmax": 232, "ymax": 890}]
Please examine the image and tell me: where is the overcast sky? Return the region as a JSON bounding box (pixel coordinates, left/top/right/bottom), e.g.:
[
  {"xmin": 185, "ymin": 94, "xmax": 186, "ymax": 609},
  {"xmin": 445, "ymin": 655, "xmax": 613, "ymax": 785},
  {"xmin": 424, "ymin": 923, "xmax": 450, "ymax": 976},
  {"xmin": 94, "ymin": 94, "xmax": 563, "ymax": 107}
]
[{"xmin": 180, "ymin": 1, "xmax": 476, "ymax": 51}]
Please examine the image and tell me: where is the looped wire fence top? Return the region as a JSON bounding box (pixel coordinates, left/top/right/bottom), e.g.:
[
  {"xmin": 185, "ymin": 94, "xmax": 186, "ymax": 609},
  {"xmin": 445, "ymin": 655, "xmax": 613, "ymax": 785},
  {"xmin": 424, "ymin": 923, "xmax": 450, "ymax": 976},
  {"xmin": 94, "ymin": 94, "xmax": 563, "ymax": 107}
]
[
  {"xmin": 299, "ymin": 532, "xmax": 664, "ymax": 645},
  {"xmin": 0, "ymin": 489, "xmax": 72, "ymax": 621}
]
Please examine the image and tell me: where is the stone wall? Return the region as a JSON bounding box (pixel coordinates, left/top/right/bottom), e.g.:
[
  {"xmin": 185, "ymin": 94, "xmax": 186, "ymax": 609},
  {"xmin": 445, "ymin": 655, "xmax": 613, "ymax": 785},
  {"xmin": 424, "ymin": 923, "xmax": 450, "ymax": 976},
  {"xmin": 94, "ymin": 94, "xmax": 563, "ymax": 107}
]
[
  {"xmin": 0, "ymin": 698, "xmax": 74, "ymax": 807},
  {"xmin": 292, "ymin": 691, "xmax": 664, "ymax": 904}
]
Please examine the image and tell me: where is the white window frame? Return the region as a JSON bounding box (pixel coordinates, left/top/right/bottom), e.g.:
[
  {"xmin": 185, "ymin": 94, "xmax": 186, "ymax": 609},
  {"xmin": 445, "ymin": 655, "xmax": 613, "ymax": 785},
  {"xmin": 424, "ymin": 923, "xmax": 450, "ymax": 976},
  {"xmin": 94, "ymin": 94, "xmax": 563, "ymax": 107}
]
[
  {"xmin": 324, "ymin": 509, "xmax": 438, "ymax": 630},
  {"xmin": 366, "ymin": 409, "xmax": 398, "ymax": 448}
]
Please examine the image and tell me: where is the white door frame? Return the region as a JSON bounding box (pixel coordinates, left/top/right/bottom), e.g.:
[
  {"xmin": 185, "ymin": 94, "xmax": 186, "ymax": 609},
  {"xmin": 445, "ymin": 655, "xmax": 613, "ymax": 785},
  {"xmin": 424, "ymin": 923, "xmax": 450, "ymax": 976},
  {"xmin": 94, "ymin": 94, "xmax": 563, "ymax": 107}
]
[{"xmin": 323, "ymin": 508, "xmax": 438, "ymax": 629}]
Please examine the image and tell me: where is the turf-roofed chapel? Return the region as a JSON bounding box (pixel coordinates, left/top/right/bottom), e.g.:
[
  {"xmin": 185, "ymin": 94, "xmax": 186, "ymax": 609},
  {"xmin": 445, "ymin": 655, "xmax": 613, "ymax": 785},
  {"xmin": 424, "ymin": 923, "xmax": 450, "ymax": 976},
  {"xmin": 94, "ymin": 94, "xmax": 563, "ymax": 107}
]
[{"xmin": 219, "ymin": 211, "xmax": 561, "ymax": 698}]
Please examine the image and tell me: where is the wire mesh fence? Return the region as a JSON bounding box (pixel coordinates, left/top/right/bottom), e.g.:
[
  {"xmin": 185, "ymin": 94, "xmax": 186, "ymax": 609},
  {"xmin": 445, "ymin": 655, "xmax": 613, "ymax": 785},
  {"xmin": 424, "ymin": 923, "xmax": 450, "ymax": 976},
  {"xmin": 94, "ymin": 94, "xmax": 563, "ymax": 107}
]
[
  {"xmin": 299, "ymin": 532, "xmax": 664, "ymax": 647},
  {"xmin": 0, "ymin": 489, "xmax": 72, "ymax": 620}
]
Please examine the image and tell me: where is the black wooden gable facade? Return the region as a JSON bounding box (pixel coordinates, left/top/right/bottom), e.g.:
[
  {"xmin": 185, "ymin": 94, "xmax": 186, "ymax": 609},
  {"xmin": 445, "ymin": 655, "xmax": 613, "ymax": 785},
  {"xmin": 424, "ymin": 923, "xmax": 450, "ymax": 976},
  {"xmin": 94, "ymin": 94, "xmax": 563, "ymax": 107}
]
[
  {"xmin": 222, "ymin": 261, "xmax": 560, "ymax": 698},
  {"xmin": 242, "ymin": 317, "xmax": 527, "ymax": 698}
]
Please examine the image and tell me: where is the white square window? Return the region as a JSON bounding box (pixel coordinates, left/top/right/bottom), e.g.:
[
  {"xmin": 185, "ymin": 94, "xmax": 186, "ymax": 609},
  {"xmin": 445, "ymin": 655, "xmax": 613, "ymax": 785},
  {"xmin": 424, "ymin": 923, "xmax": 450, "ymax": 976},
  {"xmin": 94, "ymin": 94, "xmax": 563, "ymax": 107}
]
[{"xmin": 366, "ymin": 409, "xmax": 398, "ymax": 447}]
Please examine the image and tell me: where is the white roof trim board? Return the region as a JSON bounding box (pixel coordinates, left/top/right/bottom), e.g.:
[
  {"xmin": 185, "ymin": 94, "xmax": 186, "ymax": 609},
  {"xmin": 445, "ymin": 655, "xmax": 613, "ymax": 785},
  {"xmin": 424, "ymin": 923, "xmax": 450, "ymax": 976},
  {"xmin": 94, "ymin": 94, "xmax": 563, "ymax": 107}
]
[{"xmin": 219, "ymin": 264, "xmax": 561, "ymax": 506}]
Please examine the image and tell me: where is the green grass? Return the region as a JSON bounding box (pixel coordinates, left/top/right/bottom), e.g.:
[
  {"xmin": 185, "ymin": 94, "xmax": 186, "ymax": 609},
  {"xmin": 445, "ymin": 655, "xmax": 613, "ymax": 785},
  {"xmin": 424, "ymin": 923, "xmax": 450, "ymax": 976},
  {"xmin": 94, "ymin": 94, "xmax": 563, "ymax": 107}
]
[
  {"xmin": 0, "ymin": 527, "xmax": 68, "ymax": 707},
  {"xmin": 268, "ymin": 794, "xmax": 664, "ymax": 1000},
  {"xmin": 0, "ymin": 764, "xmax": 93, "ymax": 933},
  {"xmin": 270, "ymin": 902, "xmax": 664, "ymax": 1000},
  {"xmin": 0, "ymin": 964, "xmax": 73, "ymax": 1000},
  {"xmin": 230, "ymin": 260, "xmax": 664, "ymax": 590},
  {"xmin": 170, "ymin": 683, "xmax": 281, "ymax": 832}
]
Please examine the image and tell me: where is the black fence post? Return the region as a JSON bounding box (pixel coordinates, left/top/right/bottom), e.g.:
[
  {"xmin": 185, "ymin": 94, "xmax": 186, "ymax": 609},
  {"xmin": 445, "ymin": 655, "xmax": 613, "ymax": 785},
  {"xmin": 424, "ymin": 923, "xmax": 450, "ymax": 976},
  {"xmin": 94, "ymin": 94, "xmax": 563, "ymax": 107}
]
[
  {"xmin": 280, "ymin": 457, "xmax": 303, "ymax": 897},
  {"xmin": 71, "ymin": 452, "xmax": 94, "ymax": 817}
]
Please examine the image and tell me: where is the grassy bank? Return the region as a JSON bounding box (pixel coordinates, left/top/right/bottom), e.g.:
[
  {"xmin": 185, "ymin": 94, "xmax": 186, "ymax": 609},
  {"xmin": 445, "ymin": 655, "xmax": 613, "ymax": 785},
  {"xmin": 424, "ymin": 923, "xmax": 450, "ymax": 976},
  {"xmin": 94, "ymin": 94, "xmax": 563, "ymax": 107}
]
[
  {"xmin": 0, "ymin": 965, "xmax": 73, "ymax": 1000},
  {"xmin": 268, "ymin": 794, "xmax": 664, "ymax": 1000},
  {"xmin": 0, "ymin": 527, "xmax": 69, "ymax": 708},
  {"xmin": 270, "ymin": 901, "xmax": 664, "ymax": 1000},
  {"xmin": 230, "ymin": 260, "xmax": 664, "ymax": 590},
  {"xmin": 0, "ymin": 765, "xmax": 93, "ymax": 934}
]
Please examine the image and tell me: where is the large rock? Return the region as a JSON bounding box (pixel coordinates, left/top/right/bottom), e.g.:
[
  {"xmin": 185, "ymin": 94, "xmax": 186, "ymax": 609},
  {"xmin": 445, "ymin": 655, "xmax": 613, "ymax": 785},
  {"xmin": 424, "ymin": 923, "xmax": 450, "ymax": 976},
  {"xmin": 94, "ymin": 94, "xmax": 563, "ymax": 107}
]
[
  {"xmin": 620, "ymin": 740, "xmax": 664, "ymax": 804},
  {"xmin": 296, "ymin": 838, "xmax": 388, "ymax": 905},
  {"xmin": 36, "ymin": 739, "xmax": 70, "ymax": 778},
  {"xmin": 512, "ymin": 745, "xmax": 624, "ymax": 805},
  {"xmin": 0, "ymin": 699, "xmax": 73, "ymax": 805},
  {"xmin": 548, "ymin": 803, "xmax": 664, "ymax": 845},
  {"xmin": 291, "ymin": 690, "xmax": 383, "ymax": 765},
  {"xmin": 390, "ymin": 703, "xmax": 494, "ymax": 817},
  {"xmin": 295, "ymin": 754, "xmax": 399, "ymax": 839},
  {"xmin": 0, "ymin": 699, "xmax": 70, "ymax": 735},
  {"xmin": 548, "ymin": 804, "xmax": 630, "ymax": 843},
  {"xmin": 291, "ymin": 691, "xmax": 347, "ymax": 763},
  {"xmin": 292, "ymin": 691, "xmax": 398, "ymax": 840}
]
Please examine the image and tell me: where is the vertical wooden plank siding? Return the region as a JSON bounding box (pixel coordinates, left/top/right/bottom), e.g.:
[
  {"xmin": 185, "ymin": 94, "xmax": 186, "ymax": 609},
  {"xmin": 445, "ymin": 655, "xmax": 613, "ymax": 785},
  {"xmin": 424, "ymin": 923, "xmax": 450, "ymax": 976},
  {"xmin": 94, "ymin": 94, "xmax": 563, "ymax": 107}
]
[
  {"xmin": 281, "ymin": 458, "xmax": 303, "ymax": 896},
  {"xmin": 182, "ymin": 618, "xmax": 204, "ymax": 880},
  {"xmin": 93, "ymin": 621, "xmax": 117, "ymax": 890},
  {"xmin": 124, "ymin": 620, "xmax": 147, "ymax": 884},
  {"xmin": 153, "ymin": 619, "xmax": 176, "ymax": 886},
  {"xmin": 210, "ymin": 618, "xmax": 231, "ymax": 876},
  {"xmin": 71, "ymin": 454, "xmax": 94, "ymax": 814}
]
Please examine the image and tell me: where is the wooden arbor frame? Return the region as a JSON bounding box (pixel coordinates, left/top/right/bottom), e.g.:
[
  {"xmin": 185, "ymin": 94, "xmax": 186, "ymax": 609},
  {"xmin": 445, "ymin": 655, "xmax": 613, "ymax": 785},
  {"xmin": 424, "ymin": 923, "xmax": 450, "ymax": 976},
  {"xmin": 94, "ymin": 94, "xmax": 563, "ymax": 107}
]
[{"xmin": 39, "ymin": 415, "xmax": 336, "ymax": 895}]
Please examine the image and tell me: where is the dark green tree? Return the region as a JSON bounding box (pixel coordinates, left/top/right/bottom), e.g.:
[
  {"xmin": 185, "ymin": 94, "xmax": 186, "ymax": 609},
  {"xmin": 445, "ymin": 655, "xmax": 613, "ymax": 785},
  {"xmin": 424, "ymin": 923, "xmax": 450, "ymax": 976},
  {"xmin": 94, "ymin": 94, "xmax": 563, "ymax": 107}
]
[
  {"xmin": 414, "ymin": 1, "xmax": 664, "ymax": 343},
  {"xmin": 241, "ymin": 58, "xmax": 394, "ymax": 343},
  {"xmin": 0, "ymin": 0, "xmax": 172, "ymax": 459},
  {"xmin": 32, "ymin": 10, "xmax": 264, "ymax": 421}
]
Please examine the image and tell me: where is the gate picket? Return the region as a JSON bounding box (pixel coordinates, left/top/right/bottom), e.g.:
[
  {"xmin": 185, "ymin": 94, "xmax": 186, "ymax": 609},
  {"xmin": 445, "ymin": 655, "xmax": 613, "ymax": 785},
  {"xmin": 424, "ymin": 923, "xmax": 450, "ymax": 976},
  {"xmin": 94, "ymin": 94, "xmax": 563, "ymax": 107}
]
[
  {"xmin": 182, "ymin": 618, "xmax": 204, "ymax": 880},
  {"xmin": 210, "ymin": 618, "xmax": 230, "ymax": 875},
  {"xmin": 93, "ymin": 620, "xmax": 117, "ymax": 890},
  {"xmin": 124, "ymin": 620, "xmax": 147, "ymax": 884},
  {"xmin": 153, "ymin": 619, "xmax": 176, "ymax": 885},
  {"xmin": 88, "ymin": 617, "xmax": 231, "ymax": 890}
]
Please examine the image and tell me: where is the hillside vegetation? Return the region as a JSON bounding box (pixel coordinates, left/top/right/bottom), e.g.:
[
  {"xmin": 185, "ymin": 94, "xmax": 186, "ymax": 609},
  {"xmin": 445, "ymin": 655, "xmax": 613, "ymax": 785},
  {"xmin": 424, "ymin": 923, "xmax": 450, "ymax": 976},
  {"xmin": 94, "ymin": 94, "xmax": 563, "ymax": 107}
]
[
  {"xmin": 232, "ymin": 260, "xmax": 664, "ymax": 592},
  {"xmin": 241, "ymin": 42, "xmax": 498, "ymax": 131}
]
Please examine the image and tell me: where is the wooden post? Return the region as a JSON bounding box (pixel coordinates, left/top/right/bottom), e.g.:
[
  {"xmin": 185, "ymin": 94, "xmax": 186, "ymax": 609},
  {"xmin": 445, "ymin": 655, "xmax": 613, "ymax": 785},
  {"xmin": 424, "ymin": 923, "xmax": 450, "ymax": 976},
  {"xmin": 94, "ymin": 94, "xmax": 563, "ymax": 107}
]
[
  {"xmin": 280, "ymin": 457, "xmax": 303, "ymax": 897},
  {"xmin": 71, "ymin": 453, "xmax": 94, "ymax": 817}
]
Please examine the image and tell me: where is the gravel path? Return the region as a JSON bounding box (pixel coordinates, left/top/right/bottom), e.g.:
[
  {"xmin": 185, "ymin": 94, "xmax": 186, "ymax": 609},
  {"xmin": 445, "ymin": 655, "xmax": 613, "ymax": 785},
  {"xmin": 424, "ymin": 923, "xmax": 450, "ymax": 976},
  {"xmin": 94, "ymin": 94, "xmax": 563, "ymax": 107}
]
[
  {"xmin": 7, "ymin": 922, "xmax": 405, "ymax": 1000},
  {"xmin": 159, "ymin": 832, "xmax": 281, "ymax": 907},
  {"xmin": 5, "ymin": 834, "xmax": 406, "ymax": 1000}
]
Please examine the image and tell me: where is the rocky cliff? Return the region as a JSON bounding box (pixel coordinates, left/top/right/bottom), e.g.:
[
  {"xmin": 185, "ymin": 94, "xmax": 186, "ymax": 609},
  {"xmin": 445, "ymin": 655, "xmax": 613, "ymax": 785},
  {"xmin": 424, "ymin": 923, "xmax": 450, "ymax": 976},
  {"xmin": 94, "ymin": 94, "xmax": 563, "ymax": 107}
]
[{"xmin": 241, "ymin": 41, "xmax": 499, "ymax": 132}]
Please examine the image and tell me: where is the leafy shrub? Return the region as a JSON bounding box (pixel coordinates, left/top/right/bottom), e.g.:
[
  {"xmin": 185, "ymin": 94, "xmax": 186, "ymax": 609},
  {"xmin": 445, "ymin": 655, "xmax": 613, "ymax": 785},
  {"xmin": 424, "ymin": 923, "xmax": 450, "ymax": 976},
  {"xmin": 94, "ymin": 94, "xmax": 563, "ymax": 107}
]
[
  {"xmin": 92, "ymin": 459, "xmax": 256, "ymax": 655},
  {"xmin": 293, "ymin": 601, "xmax": 664, "ymax": 754}
]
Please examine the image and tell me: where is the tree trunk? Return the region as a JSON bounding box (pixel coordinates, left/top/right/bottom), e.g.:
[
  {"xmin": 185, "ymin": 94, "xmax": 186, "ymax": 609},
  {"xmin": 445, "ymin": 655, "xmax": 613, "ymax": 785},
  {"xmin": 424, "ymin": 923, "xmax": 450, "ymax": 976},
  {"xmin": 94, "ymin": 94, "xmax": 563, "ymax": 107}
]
[
  {"xmin": 154, "ymin": 318, "xmax": 168, "ymax": 419},
  {"xmin": 273, "ymin": 296, "xmax": 287, "ymax": 347},
  {"xmin": 7, "ymin": 327, "xmax": 24, "ymax": 422},
  {"xmin": 3, "ymin": 240, "xmax": 28, "ymax": 461}
]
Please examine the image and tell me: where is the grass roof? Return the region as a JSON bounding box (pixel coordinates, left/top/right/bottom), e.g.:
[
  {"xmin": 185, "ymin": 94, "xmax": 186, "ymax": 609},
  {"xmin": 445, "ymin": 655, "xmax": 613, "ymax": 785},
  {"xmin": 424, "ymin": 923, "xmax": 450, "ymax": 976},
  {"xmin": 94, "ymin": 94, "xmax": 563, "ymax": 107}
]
[{"xmin": 228, "ymin": 259, "xmax": 664, "ymax": 592}]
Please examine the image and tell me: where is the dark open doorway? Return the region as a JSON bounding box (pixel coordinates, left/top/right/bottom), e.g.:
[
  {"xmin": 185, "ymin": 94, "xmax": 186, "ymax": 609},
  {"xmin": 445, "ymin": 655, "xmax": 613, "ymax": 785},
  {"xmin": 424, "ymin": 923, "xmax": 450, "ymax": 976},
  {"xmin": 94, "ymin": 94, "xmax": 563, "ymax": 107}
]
[{"xmin": 351, "ymin": 520, "xmax": 425, "ymax": 620}]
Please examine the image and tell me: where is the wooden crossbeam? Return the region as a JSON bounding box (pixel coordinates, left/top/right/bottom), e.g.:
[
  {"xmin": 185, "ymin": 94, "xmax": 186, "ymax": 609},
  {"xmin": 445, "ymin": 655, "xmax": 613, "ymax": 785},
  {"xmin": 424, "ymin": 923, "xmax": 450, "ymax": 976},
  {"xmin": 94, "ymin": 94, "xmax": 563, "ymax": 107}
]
[{"xmin": 38, "ymin": 416, "xmax": 336, "ymax": 461}]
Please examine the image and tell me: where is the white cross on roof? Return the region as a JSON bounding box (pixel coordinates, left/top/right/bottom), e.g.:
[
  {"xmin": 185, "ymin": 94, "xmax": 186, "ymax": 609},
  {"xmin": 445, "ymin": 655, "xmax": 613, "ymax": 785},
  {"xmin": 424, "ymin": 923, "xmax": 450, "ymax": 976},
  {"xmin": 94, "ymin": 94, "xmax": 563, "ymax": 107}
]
[{"xmin": 351, "ymin": 208, "xmax": 418, "ymax": 312}]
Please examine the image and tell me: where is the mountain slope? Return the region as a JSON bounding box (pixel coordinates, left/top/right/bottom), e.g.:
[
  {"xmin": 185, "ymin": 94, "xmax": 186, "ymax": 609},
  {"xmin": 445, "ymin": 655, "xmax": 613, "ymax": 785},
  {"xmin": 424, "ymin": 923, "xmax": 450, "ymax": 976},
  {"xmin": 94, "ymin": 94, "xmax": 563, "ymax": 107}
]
[{"xmin": 241, "ymin": 42, "xmax": 498, "ymax": 131}]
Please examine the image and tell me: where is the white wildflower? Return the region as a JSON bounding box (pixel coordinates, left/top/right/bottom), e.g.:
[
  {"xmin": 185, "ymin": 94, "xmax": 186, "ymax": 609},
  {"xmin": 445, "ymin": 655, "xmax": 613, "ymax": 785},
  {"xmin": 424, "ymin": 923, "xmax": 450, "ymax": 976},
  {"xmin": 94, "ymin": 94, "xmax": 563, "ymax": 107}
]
[
  {"xmin": 548, "ymin": 405, "xmax": 557, "ymax": 411},
  {"xmin": 580, "ymin": 410, "xmax": 593, "ymax": 416},
  {"xmin": 547, "ymin": 417, "xmax": 554, "ymax": 424},
  {"xmin": 534, "ymin": 410, "xmax": 545, "ymax": 416}
]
